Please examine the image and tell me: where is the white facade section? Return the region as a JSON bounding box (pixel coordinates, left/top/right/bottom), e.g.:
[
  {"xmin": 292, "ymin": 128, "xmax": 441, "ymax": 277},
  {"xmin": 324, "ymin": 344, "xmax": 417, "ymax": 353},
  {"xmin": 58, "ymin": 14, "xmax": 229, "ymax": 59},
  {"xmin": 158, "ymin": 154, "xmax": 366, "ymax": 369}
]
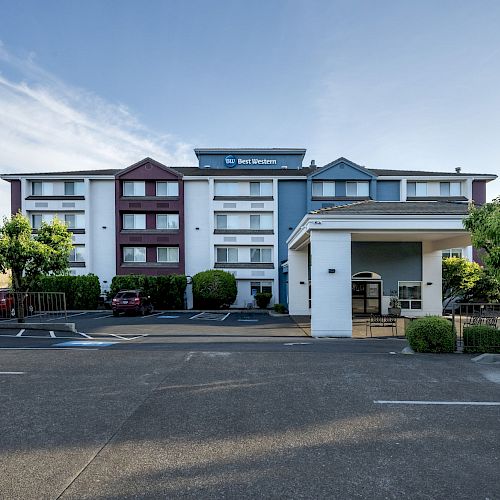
[
  {"xmin": 287, "ymin": 249, "xmax": 310, "ymax": 315},
  {"xmin": 184, "ymin": 180, "xmax": 211, "ymax": 276},
  {"xmin": 420, "ymin": 241, "xmax": 444, "ymax": 317}
]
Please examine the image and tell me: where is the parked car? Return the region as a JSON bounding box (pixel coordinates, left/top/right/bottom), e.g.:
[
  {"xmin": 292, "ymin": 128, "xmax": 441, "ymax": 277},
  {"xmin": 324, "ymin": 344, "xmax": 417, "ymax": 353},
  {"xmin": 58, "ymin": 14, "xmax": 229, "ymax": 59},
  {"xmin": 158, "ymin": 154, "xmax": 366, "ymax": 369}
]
[
  {"xmin": 0, "ymin": 288, "xmax": 14, "ymax": 319},
  {"xmin": 111, "ymin": 290, "xmax": 154, "ymax": 316}
]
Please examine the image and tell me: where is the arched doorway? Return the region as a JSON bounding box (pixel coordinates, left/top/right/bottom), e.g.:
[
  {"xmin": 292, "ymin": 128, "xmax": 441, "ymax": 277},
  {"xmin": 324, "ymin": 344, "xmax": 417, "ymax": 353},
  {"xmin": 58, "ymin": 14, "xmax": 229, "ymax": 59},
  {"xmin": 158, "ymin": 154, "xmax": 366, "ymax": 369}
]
[{"xmin": 352, "ymin": 272, "xmax": 382, "ymax": 315}]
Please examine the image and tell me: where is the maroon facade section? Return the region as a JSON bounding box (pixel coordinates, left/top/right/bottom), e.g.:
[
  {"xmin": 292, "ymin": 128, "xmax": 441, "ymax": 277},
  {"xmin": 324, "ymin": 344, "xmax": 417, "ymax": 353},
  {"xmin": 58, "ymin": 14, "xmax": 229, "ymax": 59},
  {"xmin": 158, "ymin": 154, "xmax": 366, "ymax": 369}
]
[
  {"xmin": 472, "ymin": 181, "xmax": 486, "ymax": 205},
  {"xmin": 115, "ymin": 158, "xmax": 185, "ymax": 276},
  {"xmin": 10, "ymin": 180, "xmax": 22, "ymax": 214}
]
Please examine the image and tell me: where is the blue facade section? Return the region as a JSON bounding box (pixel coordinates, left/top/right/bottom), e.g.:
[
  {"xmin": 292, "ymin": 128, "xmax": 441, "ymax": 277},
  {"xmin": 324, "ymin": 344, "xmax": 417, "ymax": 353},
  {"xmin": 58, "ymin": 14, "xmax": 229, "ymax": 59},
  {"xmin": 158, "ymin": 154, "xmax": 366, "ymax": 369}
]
[
  {"xmin": 278, "ymin": 180, "xmax": 307, "ymax": 304},
  {"xmin": 377, "ymin": 180, "xmax": 400, "ymax": 201},
  {"xmin": 351, "ymin": 242, "xmax": 422, "ymax": 295},
  {"xmin": 196, "ymin": 152, "xmax": 305, "ymax": 170}
]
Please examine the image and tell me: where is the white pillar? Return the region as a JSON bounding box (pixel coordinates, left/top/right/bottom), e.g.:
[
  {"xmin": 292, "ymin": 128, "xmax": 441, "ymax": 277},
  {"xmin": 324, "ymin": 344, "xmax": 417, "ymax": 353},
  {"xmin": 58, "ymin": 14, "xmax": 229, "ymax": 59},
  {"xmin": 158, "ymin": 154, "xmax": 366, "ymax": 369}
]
[
  {"xmin": 287, "ymin": 248, "xmax": 310, "ymax": 316},
  {"xmin": 310, "ymin": 230, "xmax": 352, "ymax": 337},
  {"xmin": 400, "ymin": 179, "xmax": 407, "ymax": 201},
  {"xmin": 421, "ymin": 241, "xmax": 443, "ymax": 316}
]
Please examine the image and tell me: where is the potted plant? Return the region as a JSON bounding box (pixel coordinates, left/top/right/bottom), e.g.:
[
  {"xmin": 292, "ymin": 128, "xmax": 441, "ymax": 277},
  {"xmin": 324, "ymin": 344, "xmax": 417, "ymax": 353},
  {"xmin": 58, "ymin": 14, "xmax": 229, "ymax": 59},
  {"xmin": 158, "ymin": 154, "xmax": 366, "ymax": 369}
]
[{"xmin": 388, "ymin": 293, "xmax": 401, "ymax": 316}]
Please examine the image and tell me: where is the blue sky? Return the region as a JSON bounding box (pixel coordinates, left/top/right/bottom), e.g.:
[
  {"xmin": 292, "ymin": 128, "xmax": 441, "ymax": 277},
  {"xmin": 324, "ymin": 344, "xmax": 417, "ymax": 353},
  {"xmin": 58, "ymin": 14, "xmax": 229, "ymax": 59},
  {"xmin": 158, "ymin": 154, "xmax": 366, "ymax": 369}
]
[{"xmin": 0, "ymin": 0, "xmax": 499, "ymax": 216}]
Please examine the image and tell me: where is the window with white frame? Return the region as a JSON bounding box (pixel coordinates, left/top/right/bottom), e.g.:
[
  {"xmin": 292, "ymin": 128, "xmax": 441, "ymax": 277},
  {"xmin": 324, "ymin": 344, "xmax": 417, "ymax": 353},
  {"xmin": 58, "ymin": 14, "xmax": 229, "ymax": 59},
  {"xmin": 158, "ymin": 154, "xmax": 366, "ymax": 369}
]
[
  {"xmin": 216, "ymin": 247, "xmax": 238, "ymax": 263},
  {"xmin": 123, "ymin": 247, "xmax": 146, "ymax": 262},
  {"xmin": 31, "ymin": 181, "xmax": 53, "ymax": 196},
  {"xmin": 398, "ymin": 281, "xmax": 422, "ymax": 309},
  {"xmin": 157, "ymin": 247, "xmax": 179, "ymax": 263},
  {"xmin": 156, "ymin": 214, "xmax": 179, "ymax": 229},
  {"xmin": 123, "ymin": 214, "xmax": 146, "ymax": 230},
  {"xmin": 346, "ymin": 181, "xmax": 369, "ymax": 197},
  {"xmin": 440, "ymin": 182, "xmax": 461, "ymax": 196},
  {"xmin": 250, "ymin": 281, "xmax": 273, "ymax": 296},
  {"xmin": 312, "ymin": 181, "xmax": 335, "ymax": 197},
  {"xmin": 64, "ymin": 181, "xmax": 84, "ymax": 196},
  {"xmin": 216, "ymin": 214, "xmax": 240, "ymax": 230},
  {"xmin": 442, "ymin": 248, "xmax": 463, "ymax": 259},
  {"xmin": 250, "ymin": 214, "xmax": 273, "ymax": 230},
  {"xmin": 407, "ymin": 182, "xmax": 428, "ymax": 197},
  {"xmin": 214, "ymin": 182, "xmax": 240, "ymax": 196},
  {"xmin": 250, "ymin": 182, "xmax": 273, "ymax": 196},
  {"xmin": 64, "ymin": 214, "xmax": 84, "ymax": 229},
  {"xmin": 156, "ymin": 181, "xmax": 179, "ymax": 197},
  {"xmin": 250, "ymin": 248, "xmax": 272, "ymax": 263},
  {"xmin": 69, "ymin": 246, "xmax": 85, "ymax": 262},
  {"xmin": 123, "ymin": 181, "xmax": 145, "ymax": 197}
]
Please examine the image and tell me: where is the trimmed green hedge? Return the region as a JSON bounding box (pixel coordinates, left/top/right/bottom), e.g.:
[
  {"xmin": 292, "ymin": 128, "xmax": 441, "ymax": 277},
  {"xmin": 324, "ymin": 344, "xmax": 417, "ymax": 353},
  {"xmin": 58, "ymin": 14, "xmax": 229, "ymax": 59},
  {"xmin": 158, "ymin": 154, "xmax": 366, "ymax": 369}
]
[
  {"xmin": 255, "ymin": 292, "xmax": 272, "ymax": 309},
  {"xmin": 109, "ymin": 274, "xmax": 187, "ymax": 309},
  {"xmin": 192, "ymin": 270, "xmax": 237, "ymax": 309},
  {"xmin": 405, "ymin": 316, "xmax": 456, "ymax": 353},
  {"xmin": 32, "ymin": 274, "xmax": 101, "ymax": 310},
  {"xmin": 463, "ymin": 325, "xmax": 500, "ymax": 354},
  {"xmin": 273, "ymin": 303, "xmax": 288, "ymax": 314}
]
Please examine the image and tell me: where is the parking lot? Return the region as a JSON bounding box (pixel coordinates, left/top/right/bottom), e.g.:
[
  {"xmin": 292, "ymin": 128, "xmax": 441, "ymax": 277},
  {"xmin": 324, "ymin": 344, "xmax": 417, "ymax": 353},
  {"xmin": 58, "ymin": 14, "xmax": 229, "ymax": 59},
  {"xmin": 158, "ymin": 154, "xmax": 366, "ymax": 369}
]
[{"xmin": 0, "ymin": 313, "xmax": 499, "ymax": 499}]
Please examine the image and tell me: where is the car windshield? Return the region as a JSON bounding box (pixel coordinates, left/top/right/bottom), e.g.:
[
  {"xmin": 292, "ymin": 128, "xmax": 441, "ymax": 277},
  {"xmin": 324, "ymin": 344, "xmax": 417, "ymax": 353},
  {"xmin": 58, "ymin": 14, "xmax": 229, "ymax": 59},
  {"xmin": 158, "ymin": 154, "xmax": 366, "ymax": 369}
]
[{"xmin": 116, "ymin": 292, "xmax": 137, "ymax": 299}]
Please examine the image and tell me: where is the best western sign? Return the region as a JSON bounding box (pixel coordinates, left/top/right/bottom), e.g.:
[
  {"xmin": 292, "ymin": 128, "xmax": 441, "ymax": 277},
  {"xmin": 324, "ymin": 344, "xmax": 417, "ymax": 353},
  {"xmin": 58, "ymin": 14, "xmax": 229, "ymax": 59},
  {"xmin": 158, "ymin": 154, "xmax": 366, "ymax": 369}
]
[{"xmin": 224, "ymin": 155, "xmax": 277, "ymax": 167}]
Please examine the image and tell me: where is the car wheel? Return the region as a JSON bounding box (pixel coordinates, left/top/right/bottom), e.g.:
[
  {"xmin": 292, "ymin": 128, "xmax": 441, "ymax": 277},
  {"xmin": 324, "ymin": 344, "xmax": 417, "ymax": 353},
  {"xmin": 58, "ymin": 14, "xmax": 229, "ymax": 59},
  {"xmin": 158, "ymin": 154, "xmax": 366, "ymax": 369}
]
[
  {"xmin": 139, "ymin": 306, "xmax": 145, "ymax": 316},
  {"xmin": 112, "ymin": 310, "xmax": 119, "ymax": 317},
  {"xmin": 147, "ymin": 305, "xmax": 154, "ymax": 315}
]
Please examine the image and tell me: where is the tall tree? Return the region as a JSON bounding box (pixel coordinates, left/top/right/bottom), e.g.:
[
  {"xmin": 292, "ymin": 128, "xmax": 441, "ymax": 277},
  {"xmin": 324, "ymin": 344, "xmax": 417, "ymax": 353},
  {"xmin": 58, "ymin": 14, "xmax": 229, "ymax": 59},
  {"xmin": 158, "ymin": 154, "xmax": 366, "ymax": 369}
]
[
  {"xmin": 0, "ymin": 212, "xmax": 73, "ymax": 293},
  {"xmin": 463, "ymin": 197, "xmax": 500, "ymax": 278},
  {"xmin": 442, "ymin": 257, "xmax": 482, "ymax": 312}
]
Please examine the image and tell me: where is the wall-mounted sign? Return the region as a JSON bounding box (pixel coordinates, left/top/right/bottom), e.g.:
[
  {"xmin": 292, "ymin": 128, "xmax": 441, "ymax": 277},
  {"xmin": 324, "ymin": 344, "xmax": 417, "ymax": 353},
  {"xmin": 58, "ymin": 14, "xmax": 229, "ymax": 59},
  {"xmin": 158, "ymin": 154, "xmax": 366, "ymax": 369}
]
[{"xmin": 224, "ymin": 155, "xmax": 277, "ymax": 167}]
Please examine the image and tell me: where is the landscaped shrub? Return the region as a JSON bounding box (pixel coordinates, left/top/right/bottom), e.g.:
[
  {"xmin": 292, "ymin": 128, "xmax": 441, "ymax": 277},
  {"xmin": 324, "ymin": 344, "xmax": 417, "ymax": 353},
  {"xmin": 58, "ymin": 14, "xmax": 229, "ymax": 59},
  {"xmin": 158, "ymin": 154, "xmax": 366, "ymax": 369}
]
[
  {"xmin": 255, "ymin": 292, "xmax": 272, "ymax": 309},
  {"xmin": 192, "ymin": 270, "xmax": 237, "ymax": 309},
  {"xmin": 32, "ymin": 274, "xmax": 101, "ymax": 309},
  {"xmin": 109, "ymin": 274, "xmax": 187, "ymax": 309},
  {"xmin": 273, "ymin": 303, "xmax": 288, "ymax": 314},
  {"xmin": 405, "ymin": 316, "xmax": 456, "ymax": 353},
  {"xmin": 463, "ymin": 325, "xmax": 500, "ymax": 354}
]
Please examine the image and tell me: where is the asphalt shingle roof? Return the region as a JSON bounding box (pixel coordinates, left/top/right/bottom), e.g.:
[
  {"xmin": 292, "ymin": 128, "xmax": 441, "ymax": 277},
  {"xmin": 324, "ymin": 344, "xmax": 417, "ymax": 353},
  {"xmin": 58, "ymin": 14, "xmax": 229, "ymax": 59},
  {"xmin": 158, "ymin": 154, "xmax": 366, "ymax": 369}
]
[{"xmin": 311, "ymin": 201, "xmax": 470, "ymax": 216}]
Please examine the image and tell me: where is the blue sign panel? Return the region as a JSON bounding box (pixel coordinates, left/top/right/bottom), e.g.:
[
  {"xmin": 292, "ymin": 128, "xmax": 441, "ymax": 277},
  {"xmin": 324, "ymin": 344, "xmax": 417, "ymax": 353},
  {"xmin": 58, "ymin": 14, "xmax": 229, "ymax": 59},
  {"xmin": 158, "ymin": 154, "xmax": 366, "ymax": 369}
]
[{"xmin": 224, "ymin": 155, "xmax": 237, "ymax": 168}]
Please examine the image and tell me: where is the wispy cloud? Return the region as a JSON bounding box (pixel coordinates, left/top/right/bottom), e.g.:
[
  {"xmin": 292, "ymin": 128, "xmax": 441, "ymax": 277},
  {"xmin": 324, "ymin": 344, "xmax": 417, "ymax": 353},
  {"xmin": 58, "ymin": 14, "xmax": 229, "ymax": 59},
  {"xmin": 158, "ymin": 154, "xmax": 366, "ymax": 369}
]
[{"xmin": 0, "ymin": 42, "xmax": 194, "ymax": 217}]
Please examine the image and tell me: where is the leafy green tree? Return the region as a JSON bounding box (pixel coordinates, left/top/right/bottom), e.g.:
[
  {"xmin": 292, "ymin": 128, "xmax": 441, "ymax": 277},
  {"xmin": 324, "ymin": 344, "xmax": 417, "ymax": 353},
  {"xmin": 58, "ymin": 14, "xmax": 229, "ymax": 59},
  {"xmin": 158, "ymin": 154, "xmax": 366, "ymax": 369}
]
[
  {"xmin": 463, "ymin": 268, "xmax": 500, "ymax": 303},
  {"xmin": 0, "ymin": 212, "xmax": 73, "ymax": 293},
  {"xmin": 463, "ymin": 197, "xmax": 500, "ymax": 277},
  {"xmin": 442, "ymin": 257, "xmax": 482, "ymax": 311}
]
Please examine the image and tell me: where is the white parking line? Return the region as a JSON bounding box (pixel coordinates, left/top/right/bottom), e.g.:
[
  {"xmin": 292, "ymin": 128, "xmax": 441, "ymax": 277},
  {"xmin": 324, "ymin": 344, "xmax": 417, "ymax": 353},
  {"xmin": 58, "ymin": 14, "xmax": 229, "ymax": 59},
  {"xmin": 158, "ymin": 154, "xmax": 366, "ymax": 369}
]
[
  {"xmin": 140, "ymin": 312, "xmax": 165, "ymax": 319},
  {"xmin": 107, "ymin": 334, "xmax": 148, "ymax": 341},
  {"xmin": 0, "ymin": 371, "xmax": 25, "ymax": 375},
  {"xmin": 77, "ymin": 331, "xmax": 94, "ymax": 339},
  {"xmin": 16, "ymin": 329, "xmax": 25, "ymax": 337},
  {"xmin": 49, "ymin": 331, "xmax": 55, "ymax": 338},
  {"xmin": 374, "ymin": 400, "xmax": 500, "ymax": 406}
]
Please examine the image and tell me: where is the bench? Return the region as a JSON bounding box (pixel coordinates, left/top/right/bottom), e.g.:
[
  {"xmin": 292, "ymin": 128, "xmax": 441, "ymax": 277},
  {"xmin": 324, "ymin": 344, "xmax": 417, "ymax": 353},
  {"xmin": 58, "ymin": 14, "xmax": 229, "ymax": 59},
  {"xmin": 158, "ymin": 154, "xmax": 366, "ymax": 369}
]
[{"xmin": 366, "ymin": 314, "xmax": 398, "ymax": 337}]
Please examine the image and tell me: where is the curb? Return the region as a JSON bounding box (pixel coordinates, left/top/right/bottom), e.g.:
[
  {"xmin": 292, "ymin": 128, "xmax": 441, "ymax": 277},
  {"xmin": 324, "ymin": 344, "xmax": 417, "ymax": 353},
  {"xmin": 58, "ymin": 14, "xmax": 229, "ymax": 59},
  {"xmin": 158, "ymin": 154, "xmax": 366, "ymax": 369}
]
[{"xmin": 0, "ymin": 323, "xmax": 76, "ymax": 333}]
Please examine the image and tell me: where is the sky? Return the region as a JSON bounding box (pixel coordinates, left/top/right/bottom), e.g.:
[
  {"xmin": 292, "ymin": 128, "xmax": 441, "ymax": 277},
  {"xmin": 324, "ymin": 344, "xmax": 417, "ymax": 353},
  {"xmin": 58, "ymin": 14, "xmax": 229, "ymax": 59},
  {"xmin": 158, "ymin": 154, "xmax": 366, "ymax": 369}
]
[{"xmin": 0, "ymin": 0, "xmax": 499, "ymax": 218}]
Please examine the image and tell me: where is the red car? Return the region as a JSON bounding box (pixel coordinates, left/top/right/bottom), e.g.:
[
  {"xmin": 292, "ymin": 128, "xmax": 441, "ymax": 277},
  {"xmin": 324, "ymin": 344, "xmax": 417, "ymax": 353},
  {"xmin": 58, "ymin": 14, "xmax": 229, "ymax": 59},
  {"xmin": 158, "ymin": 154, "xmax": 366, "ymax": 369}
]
[
  {"xmin": 0, "ymin": 289, "xmax": 14, "ymax": 319},
  {"xmin": 111, "ymin": 290, "xmax": 154, "ymax": 316}
]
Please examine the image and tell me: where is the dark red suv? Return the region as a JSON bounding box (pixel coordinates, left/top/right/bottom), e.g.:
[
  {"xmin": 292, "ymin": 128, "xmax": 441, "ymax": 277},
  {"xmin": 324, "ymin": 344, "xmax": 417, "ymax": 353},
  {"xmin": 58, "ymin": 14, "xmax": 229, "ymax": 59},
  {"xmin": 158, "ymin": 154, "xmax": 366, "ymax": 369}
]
[
  {"xmin": 0, "ymin": 289, "xmax": 14, "ymax": 319},
  {"xmin": 111, "ymin": 290, "xmax": 154, "ymax": 316}
]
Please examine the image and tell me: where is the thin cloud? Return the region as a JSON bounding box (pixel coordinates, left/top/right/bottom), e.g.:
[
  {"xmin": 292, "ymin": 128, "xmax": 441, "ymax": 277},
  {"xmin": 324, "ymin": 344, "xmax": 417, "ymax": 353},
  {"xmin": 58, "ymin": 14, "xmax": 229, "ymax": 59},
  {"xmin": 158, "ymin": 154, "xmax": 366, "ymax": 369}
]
[{"xmin": 0, "ymin": 42, "xmax": 194, "ymax": 217}]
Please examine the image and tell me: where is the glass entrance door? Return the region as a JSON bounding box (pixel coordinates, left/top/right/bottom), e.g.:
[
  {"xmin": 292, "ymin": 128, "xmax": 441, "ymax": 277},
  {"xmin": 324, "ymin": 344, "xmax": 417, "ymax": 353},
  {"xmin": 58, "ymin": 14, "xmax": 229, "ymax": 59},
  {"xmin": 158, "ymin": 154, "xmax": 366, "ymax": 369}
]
[{"xmin": 352, "ymin": 281, "xmax": 381, "ymax": 315}]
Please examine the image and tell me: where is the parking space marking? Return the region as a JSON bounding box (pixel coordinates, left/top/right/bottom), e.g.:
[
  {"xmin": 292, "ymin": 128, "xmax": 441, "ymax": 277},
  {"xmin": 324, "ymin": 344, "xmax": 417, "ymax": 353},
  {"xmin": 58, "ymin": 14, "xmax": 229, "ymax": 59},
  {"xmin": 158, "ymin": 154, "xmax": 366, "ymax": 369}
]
[
  {"xmin": 238, "ymin": 319, "xmax": 258, "ymax": 322},
  {"xmin": 157, "ymin": 315, "xmax": 180, "ymax": 319},
  {"xmin": 54, "ymin": 341, "xmax": 118, "ymax": 347},
  {"xmin": 49, "ymin": 331, "xmax": 56, "ymax": 338},
  {"xmin": 374, "ymin": 400, "xmax": 500, "ymax": 406},
  {"xmin": 77, "ymin": 331, "xmax": 94, "ymax": 339},
  {"xmin": 284, "ymin": 342, "xmax": 312, "ymax": 346},
  {"xmin": 107, "ymin": 334, "xmax": 148, "ymax": 341},
  {"xmin": 16, "ymin": 329, "xmax": 25, "ymax": 337},
  {"xmin": 140, "ymin": 312, "xmax": 165, "ymax": 319},
  {"xmin": 0, "ymin": 371, "xmax": 25, "ymax": 375},
  {"xmin": 190, "ymin": 312, "xmax": 230, "ymax": 321}
]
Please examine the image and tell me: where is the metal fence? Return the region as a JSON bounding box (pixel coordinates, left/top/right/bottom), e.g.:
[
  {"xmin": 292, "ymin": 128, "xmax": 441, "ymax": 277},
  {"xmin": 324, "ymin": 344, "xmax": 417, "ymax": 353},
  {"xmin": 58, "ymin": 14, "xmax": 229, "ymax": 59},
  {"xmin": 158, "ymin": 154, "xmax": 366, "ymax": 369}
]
[
  {"xmin": 453, "ymin": 303, "xmax": 500, "ymax": 352},
  {"xmin": 0, "ymin": 292, "xmax": 67, "ymax": 322}
]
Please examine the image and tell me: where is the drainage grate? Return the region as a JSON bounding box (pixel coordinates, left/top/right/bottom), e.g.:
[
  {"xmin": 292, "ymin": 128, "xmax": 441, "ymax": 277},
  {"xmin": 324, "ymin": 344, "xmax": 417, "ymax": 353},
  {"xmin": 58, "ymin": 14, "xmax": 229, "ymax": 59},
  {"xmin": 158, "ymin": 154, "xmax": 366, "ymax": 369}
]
[{"xmin": 190, "ymin": 312, "xmax": 230, "ymax": 321}]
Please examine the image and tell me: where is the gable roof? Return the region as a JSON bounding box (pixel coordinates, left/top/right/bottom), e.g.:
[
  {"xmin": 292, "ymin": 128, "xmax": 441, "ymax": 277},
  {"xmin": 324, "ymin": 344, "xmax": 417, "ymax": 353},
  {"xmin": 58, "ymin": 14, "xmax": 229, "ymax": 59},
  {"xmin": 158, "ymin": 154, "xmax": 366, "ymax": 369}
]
[
  {"xmin": 115, "ymin": 157, "xmax": 182, "ymax": 178},
  {"xmin": 309, "ymin": 157, "xmax": 377, "ymax": 179},
  {"xmin": 311, "ymin": 200, "xmax": 470, "ymax": 216}
]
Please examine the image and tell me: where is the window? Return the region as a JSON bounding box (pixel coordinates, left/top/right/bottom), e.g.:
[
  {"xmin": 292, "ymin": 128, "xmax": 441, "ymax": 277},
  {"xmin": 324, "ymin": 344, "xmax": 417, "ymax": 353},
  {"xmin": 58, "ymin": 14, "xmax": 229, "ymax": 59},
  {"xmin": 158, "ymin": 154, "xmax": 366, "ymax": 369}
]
[
  {"xmin": 216, "ymin": 214, "xmax": 239, "ymax": 230},
  {"xmin": 250, "ymin": 248, "xmax": 272, "ymax": 263},
  {"xmin": 215, "ymin": 182, "xmax": 239, "ymax": 196},
  {"xmin": 250, "ymin": 214, "xmax": 273, "ymax": 230},
  {"xmin": 69, "ymin": 246, "xmax": 85, "ymax": 262},
  {"xmin": 251, "ymin": 281, "xmax": 272, "ymax": 296},
  {"xmin": 123, "ymin": 247, "xmax": 146, "ymax": 262},
  {"xmin": 156, "ymin": 214, "xmax": 179, "ymax": 229},
  {"xmin": 398, "ymin": 281, "xmax": 422, "ymax": 309},
  {"xmin": 157, "ymin": 247, "xmax": 179, "ymax": 263},
  {"xmin": 32, "ymin": 214, "xmax": 42, "ymax": 229},
  {"xmin": 64, "ymin": 182, "xmax": 84, "ymax": 196},
  {"xmin": 123, "ymin": 214, "xmax": 146, "ymax": 230},
  {"xmin": 346, "ymin": 181, "xmax": 369, "ymax": 197},
  {"xmin": 63, "ymin": 214, "xmax": 84, "ymax": 229},
  {"xmin": 312, "ymin": 181, "xmax": 335, "ymax": 197},
  {"xmin": 123, "ymin": 181, "xmax": 145, "ymax": 197},
  {"xmin": 156, "ymin": 182, "xmax": 179, "ymax": 197},
  {"xmin": 440, "ymin": 182, "xmax": 461, "ymax": 196},
  {"xmin": 216, "ymin": 247, "xmax": 238, "ymax": 263},
  {"xmin": 442, "ymin": 248, "xmax": 463, "ymax": 259},
  {"xmin": 250, "ymin": 182, "xmax": 273, "ymax": 196},
  {"xmin": 407, "ymin": 182, "xmax": 428, "ymax": 197},
  {"xmin": 31, "ymin": 181, "xmax": 53, "ymax": 196}
]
